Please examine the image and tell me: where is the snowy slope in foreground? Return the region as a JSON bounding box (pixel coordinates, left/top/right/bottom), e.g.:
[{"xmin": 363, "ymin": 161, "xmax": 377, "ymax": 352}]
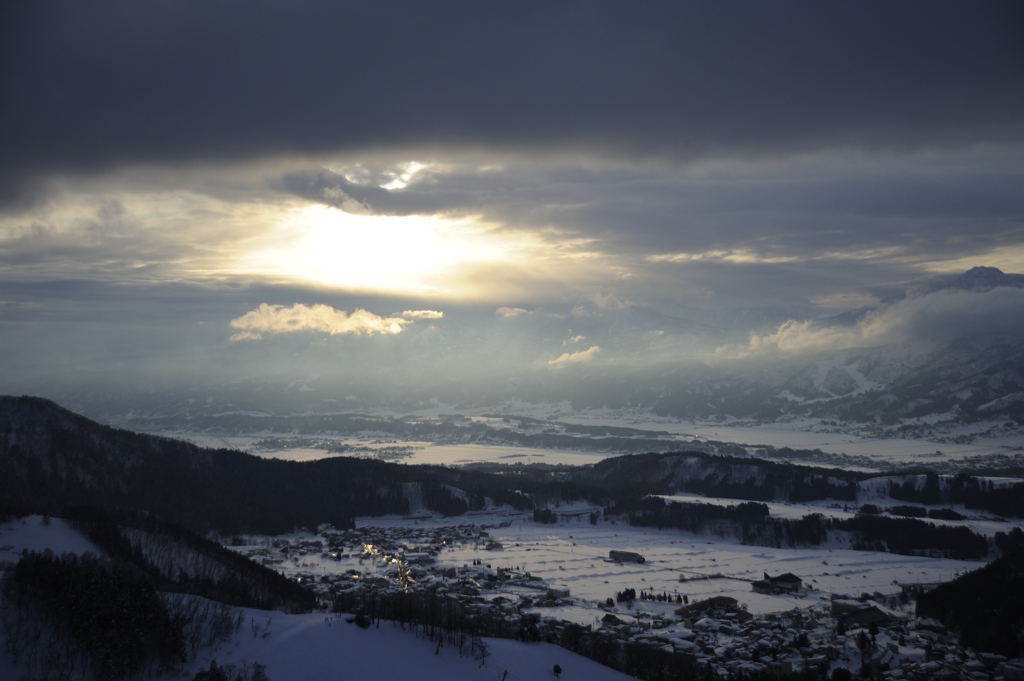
[
  {"xmin": 0, "ymin": 514, "xmax": 103, "ymax": 561},
  {"xmin": 0, "ymin": 515, "xmax": 631, "ymax": 681},
  {"xmin": 208, "ymin": 610, "xmax": 632, "ymax": 681},
  {"xmin": 0, "ymin": 516, "xmax": 107, "ymax": 681}
]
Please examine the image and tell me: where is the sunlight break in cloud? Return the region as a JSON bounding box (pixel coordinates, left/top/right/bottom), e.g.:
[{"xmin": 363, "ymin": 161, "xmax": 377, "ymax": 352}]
[
  {"xmin": 548, "ymin": 345, "xmax": 601, "ymax": 367},
  {"xmin": 229, "ymin": 303, "xmax": 424, "ymax": 341},
  {"xmin": 236, "ymin": 205, "xmax": 530, "ymax": 297}
]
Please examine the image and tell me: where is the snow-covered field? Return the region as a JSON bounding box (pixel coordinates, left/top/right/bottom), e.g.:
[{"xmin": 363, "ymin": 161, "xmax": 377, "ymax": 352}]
[
  {"xmin": 550, "ymin": 412, "xmax": 1024, "ymax": 467},
  {"xmin": 178, "ymin": 429, "xmax": 1024, "ymax": 471},
  {"xmin": 682, "ymin": 423, "xmax": 1022, "ymax": 462},
  {"xmin": 0, "ymin": 513, "xmax": 103, "ymax": 561},
  {"xmin": 167, "ymin": 409, "xmax": 1024, "ymax": 471},
  {"xmin": 272, "ymin": 510, "xmax": 986, "ymax": 620},
  {"xmin": 178, "ymin": 435, "xmax": 613, "ymax": 467},
  {"xmin": 236, "ymin": 497, "xmax": 1012, "ymax": 640},
  {"xmin": 393, "ymin": 443, "xmax": 612, "ymax": 467}
]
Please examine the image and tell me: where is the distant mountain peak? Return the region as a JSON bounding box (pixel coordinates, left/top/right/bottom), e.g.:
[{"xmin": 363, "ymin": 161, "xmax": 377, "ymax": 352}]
[{"xmin": 950, "ymin": 266, "xmax": 1024, "ymax": 291}]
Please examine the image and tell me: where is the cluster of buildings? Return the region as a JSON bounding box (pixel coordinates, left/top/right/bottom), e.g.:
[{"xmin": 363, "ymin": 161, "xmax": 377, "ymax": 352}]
[
  {"xmin": 235, "ymin": 524, "xmax": 1024, "ymax": 680},
  {"xmin": 590, "ymin": 590, "xmax": 1024, "ymax": 680}
]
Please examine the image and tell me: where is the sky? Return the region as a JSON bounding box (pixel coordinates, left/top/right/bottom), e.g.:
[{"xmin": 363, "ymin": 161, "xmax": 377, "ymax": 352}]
[{"xmin": 1, "ymin": 1, "xmax": 1023, "ymax": 405}]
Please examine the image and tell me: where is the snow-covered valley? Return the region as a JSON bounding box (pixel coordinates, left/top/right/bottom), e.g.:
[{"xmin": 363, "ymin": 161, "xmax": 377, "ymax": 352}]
[{"xmin": 4, "ymin": 483, "xmax": 1023, "ymax": 681}]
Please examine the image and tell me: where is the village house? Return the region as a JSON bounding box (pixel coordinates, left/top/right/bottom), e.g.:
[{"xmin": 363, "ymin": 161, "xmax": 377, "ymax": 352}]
[
  {"xmin": 752, "ymin": 572, "xmax": 802, "ymax": 594},
  {"xmin": 609, "ymin": 550, "xmax": 646, "ymax": 563},
  {"xmin": 675, "ymin": 595, "xmax": 739, "ymax": 617}
]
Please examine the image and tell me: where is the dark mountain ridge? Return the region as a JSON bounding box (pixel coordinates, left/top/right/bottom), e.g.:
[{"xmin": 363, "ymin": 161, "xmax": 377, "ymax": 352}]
[{"xmin": 0, "ymin": 395, "xmax": 413, "ymax": 534}]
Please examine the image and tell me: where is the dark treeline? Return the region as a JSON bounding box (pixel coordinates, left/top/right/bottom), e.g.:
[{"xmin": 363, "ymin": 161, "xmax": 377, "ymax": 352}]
[
  {"xmin": 889, "ymin": 472, "xmax": 1024, "ymax": 518},
  {"xmin": 889, "ymin": 473, "xmax": 944, "ymax": 505},
  {"xmin": 996, "ymin": 527, "xmax": 1024, "ymax": 555},
  {"xmin": 887, "ymin": 504, "xmax": 966, "ymax": 521},
  {"xmin": 837, "ymin": 515, "xmax": 988, "ymax": 559},
  {"xmin": 888, "ymin": 505, "xmax": 927, "ymax": 518},
  {"xmin": 62, "ymin": 506, "xmax": 316, "ymax": 613},
  {"xmin": 1, "ymin": 551, "xmax": 186, "ymax": 680},
  {"xmin": 533, "ymin": 508, "xmax": 558, "ymax": 524},
  {"xmin": 622, "ymin": 500, "xmax": 829, "ymax": 550},
  {"xmin": 789, "ymin": 474, "xmax": 858, "ymax": 502},
  {"xmin": 0, "ymin": 504, "xmax": 35, "ymax": 524},
  {"xmin": 927, "ymin": 508, "xmax": 965, "ymax": 521},
  {"xmin": 332, "ymin": 588, "xmax": 820, "ymax": 681},
  {"xmin": 916, "ymin": 552, "xmax": 1024, "ymax": 657},
  {"xmin": 434, "ymin": 469, "xmax": 535, "ymax": 512},
  {"xmin": 421, "ymin": 482, "xmax": 471, "ymax": 516},
  {"xmin": 619, "ymin": 501, "xmax": 989, "ymax": 559}
]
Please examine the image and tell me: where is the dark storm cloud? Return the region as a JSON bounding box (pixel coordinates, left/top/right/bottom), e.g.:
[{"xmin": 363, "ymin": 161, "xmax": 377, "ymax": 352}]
[
  {"xmin": 280, "ymin": 150, "xmax": 1024, "ymax": 269},
  {"xmin": 3, "ymin": 1, "xmax": 1023, "ymax": 207}
]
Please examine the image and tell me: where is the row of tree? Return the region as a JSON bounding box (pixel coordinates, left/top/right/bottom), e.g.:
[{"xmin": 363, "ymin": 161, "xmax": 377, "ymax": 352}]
[
  {"xmin": 881, "ymin": 504, "xmax": 964, "ymax": 520},
  {"xmin": 889, "ymin": 472, "xmax": 1024, "ymax": 518},
  {"xmin": 619, "ymin": 501, "xmax": 989, "ymax": 559}
]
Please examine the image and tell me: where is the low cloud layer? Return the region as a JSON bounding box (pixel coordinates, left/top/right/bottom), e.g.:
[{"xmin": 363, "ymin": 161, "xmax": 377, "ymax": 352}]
[
  {"xmin": 741, "ymin": 286, "xmax": 1024, "ymax": 355},
  {"xmin": 229, "ymin": 304, "xmax": 437, "ymax": 341}
]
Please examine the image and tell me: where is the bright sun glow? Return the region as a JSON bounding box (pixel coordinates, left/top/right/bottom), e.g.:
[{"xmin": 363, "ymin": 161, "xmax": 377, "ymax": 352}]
[{"xmin": 237, "ymin": 205, "xmax": 524, "ymax": 295}]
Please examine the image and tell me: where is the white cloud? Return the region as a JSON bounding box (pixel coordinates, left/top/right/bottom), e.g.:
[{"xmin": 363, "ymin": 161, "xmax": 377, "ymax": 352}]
[
  {"xmin": 229, "ymin": 303, "xmax": 414, "ymax": 341},
  {"xmin": 548, "ymin": 345, "xmax": 601, "ymax": 367},
  {"xmin": 562, "ymin": 335, "xmax": 586, "ymax": 346},
  {"xmin": 401, "ymin": 309, "xmax": 444, "ymax": 319},
  {"xmin": 495, "ymin": 306, "xmax": 530, "ymax": 318}
]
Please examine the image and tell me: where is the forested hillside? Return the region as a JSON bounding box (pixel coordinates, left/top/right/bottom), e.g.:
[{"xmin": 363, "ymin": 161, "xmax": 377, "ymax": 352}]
[
  {"xmin": 582, "ymin": 451, "xmax": 862, "ymax": 502},
  {"xmin": 0, "ymin": 397, "xmax": 416, "ymax": 533}
]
